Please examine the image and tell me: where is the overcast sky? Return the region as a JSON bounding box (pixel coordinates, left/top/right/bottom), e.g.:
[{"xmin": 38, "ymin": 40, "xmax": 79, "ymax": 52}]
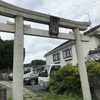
[{"xmin": 0, "ymin": 0, "xmax": 100, "ymax": 64}]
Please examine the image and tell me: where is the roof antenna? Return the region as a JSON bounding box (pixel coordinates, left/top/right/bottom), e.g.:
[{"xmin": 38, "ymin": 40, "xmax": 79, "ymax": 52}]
[{"xmin": 85, "ymin": 12, "xmax": 92, "ymax": 29}]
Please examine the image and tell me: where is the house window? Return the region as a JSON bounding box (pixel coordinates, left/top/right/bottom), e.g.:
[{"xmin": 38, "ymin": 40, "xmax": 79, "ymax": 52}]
[
  {"xmin": 53, "ymin": 53, "xmax": 60, "ymax": 62},
  {"xmin": 63, "ymin": 48, "xmax": 72, "ymax": 59}
]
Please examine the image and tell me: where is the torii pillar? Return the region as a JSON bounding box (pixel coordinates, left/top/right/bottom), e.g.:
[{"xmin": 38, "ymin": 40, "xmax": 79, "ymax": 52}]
[
  {"xmin": 12, "ymin": 16, "xmax": 24, "ymax": 100},
  {"xmin": 73, "ymin": 28, "xmax": 92, "ymax": 100}
]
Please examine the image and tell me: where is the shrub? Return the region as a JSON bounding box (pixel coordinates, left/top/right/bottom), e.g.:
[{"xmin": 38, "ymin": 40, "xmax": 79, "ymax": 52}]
[
  {"xmin": 86, "ymin": 60, "xmax": 100, "ymax": 79},
  {"xmin": 49, "ymin": 63, "xmax": 82, "ymax": 95},
  {"xmin": 49, "ymin": 61, "xmax": 100, "ymax": 96},
  {"xmin": 86, "ymin": 60, "xmax": 100, "ymax": 94}
]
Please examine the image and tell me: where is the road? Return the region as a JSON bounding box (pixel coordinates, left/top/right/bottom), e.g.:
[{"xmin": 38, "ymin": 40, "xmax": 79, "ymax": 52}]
[
  {"xmin": 0, "ymin": 81, "xmax": 49, "ymax": 100},
  {"xmin": 25, "ymin": 84, "xmax": 49, "ymax": 94},
  {"xmin": 2, "ymin": 80, "xmax": 49, "ymax": 95},
  {"xmin": 8, "ymin": 80, "xmax": 49, "ymax": 94}
]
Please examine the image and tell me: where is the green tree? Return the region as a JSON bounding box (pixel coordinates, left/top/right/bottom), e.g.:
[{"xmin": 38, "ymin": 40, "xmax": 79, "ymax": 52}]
[
  {"xmin": 0, "ymin": 38, "xmax": 25, "ymax": 71},
  {"xmin": 31, "ymin": 59, "xmax": 46, "ymax": 66},
  {"xmin": 4, "ymin": 40, "xmax": 14, "ymax": 70},
  {"xmin": 0, "ymin": 38, "xmax": 5, "ymax": 70}
]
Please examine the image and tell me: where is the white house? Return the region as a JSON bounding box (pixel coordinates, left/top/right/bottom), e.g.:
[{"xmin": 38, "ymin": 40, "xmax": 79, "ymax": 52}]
[{"xmin": 44, "ymin": 25, "xmax": 100, "ymax": 66}]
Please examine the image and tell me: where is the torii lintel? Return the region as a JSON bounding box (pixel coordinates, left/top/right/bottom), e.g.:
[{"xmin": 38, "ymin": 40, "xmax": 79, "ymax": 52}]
[{"xmin": 0, "ymin": 0, "xmax": 91, "ymax": 31}]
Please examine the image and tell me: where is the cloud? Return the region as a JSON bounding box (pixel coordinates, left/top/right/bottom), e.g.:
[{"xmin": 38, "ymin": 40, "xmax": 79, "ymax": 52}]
[
  {"xmin": 2, "ymin": 0, "xmax": 45, "ymax": 11},
  {"xmin": 24, "ymin": 35, "xmax": 65, "ymax": 63},
  {"xmin": 0, "ymin": 0, "xmax": 100, "ymax": 64},
  {"xmin": 0, "ymin": 32, "xmax": 14, "ymax": 40}
]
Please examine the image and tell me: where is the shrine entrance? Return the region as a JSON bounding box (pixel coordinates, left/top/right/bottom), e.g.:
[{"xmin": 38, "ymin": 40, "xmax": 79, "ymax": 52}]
[{"xmin": 0, "ymin": 1, "xmax": 91, "ymax": 100}]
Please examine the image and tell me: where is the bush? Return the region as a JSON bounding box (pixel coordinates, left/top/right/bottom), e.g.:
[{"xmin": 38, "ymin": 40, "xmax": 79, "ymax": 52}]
[
  {"xmin": 49, "ymin": 63, "xmax": 82, "ymax": 95},
  {"xmin": 49, "ymin": 61, "xmax": 100, "ymax": 96},
  {"xmin": 40, "ymin": 93, "xmax": 83, "ymax": 100},
  {"xmin": 86, "ymin": 60, "xmax": 100, "ymax": 79},
  {"xmin": 86, "ymin": 60, "xmax": 100, "ymax": 94}
]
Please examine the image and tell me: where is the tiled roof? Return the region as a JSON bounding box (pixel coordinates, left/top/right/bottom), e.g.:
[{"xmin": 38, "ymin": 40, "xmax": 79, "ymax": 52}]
[
  {"xmin": 85, "ymin": 52, "xmax": 100, "ymax": 62},
  {"xmin": 84, "ymin": 24, "xmax": 100, "ymax": 35},
  {"xmin": 85, "ymin": 45, "xmax": 100, "ymax": 62}
]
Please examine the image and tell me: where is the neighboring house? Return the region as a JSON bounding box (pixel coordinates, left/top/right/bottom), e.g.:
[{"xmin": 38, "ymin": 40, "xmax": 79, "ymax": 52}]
[
  {"xmin": 44, "ymin": 25, "xmax": 100, "ymax": 66},
  {"xmin": 85, "ymin": 45, "xmax": 100, "ymax": 62}
]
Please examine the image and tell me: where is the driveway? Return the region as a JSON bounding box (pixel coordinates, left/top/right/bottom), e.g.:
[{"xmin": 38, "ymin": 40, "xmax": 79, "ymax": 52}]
[
  {"xmin": 0, "ymin": 81, "xmax": 47, "ymax": 100},
  {"xmin": 0, "ymin": 81, "xmax": 48, "ymax": 99},
  {"xmin": 25, "ymin": 84, "xmax": 48, "ymax": 94}
]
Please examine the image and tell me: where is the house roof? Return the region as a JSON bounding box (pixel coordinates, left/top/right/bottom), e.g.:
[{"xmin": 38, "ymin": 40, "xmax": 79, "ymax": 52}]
[
  {"xmin": 44, "ymin": 25, "xmax": 100, "ymax": 57},
  {"xmin": 85, "ymin": 52, "xmax": 100, "ymax": 62},
  {"xmin": 85, "ymin": 45, "xmax": 100, "ymax": 62},
  {"xmin": 44, "ymin": 40, "xmax": 75, "ymax": 57},
  {"xmin": 84, "ymin": 25, "xmax": 100, "ymax": 62},
  {"xmin": 84, "ymin": 24, "xmax": 100, "ymax": 36}
]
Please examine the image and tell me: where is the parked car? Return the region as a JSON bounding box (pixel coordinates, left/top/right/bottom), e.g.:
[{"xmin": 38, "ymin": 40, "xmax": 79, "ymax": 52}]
[
  {"xmin": 7, "ymin": 68, "xmax": 36, "ymax": 80},
  {"xmin": 24, "ymin": 74, "xmax": 38, "ymax": 85},
  {"xmin": 7, "ymin": 72, "xmax": 13, "ymax": 80}
]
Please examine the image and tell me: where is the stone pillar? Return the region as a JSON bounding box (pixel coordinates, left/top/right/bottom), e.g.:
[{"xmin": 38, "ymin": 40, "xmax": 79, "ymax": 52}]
[
  {"xmin": 12, "ymin": 16, "xmax": 24, "ymax": 100},
  {"xmin": 73, "ymin": 28, "xmax": 92, "ymax": 100}
]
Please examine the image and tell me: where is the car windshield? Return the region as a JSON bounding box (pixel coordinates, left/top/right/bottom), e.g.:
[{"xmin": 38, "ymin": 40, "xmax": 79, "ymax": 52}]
[
  {"xmin": 38, "ymin": 65, "xmax": 51, "ymax": 77},
  {"xmin": 50, "ymin": 65, "xmax": 60, "ymax": 73}
]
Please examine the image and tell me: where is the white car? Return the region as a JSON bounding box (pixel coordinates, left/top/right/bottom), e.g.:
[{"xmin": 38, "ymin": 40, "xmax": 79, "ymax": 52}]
[{"xmin": 8, "ymin": 68, "xmax": 36, "ymax": 80}]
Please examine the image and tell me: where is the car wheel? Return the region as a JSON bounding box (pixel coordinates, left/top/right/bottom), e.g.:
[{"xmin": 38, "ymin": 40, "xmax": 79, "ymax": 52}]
[{"xmin": 30, "ymin": 80, "xmax": 36, "ymax": 85}]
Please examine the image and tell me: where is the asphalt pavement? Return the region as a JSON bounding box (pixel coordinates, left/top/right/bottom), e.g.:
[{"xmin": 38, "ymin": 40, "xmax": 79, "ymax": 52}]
[
  {"xmin": 25, "ymin": 84, "xmax": 48, "ymax": 94},
  {"xmin": 0, "ymin": 81, "xmax": 48, "ymax": 100}
]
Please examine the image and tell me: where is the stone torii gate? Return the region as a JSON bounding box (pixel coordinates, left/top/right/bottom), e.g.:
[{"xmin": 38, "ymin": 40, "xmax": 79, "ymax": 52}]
[{"xmin": 0, "ymin": 1, "xmax": 92, "ymax": 100}]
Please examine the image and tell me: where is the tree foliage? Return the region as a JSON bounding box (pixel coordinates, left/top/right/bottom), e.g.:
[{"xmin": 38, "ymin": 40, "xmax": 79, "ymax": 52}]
[
  {"xmin": 0, "ymin": 38, "xmax": 25, "ymax": 70},
  {"xmin": 49, "ymin": 61, "xmax": 100, "ymax": 96},
  {"xmin": 86, "ymin": 60, "xmax": 100, "ymax": 94},
  {"xmin": 31, "ymin": 59, "xmax": 46, "ymax": 66},
  {"xmin": 49, "ymin": 64, "xmax": 81, "ymax": 95},
  {"xmin": 0, "ymin": 38, "xmax": 5, "ymax": 70},
  {"xmin": 4, "ymin": 40, "xmax": 14, "ymax": 70}
]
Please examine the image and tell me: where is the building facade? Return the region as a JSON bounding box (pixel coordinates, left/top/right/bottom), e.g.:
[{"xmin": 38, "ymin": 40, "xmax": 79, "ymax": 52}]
[{"xmin": 44, "ymin": 25, "xmax": 100, "ymax": 66}]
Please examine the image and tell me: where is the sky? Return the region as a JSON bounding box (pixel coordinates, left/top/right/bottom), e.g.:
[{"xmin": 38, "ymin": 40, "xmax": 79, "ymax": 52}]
[{"xmin": 0, "ymin": 0, "xmax": 100, "ymax": 64}]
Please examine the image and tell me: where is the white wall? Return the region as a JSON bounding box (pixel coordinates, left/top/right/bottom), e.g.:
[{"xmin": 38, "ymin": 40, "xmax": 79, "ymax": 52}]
[
  {"xmin": 94, "ymin": 36, "xmax": 100, "ymax": 47},
  {"xmin": 46, "ymin": 55, "xmax": 54, "ymax": 64},
  {"xmin": 45, "ymin": 36, "xmax": 100, "ymax": 66},
  {"xmin": 45, "ymin": 46, "xmax": 75, "ymax": 66},
  {"xmin": 82, "ymin": 36, "xmax": 100, "ymax": 56}
]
